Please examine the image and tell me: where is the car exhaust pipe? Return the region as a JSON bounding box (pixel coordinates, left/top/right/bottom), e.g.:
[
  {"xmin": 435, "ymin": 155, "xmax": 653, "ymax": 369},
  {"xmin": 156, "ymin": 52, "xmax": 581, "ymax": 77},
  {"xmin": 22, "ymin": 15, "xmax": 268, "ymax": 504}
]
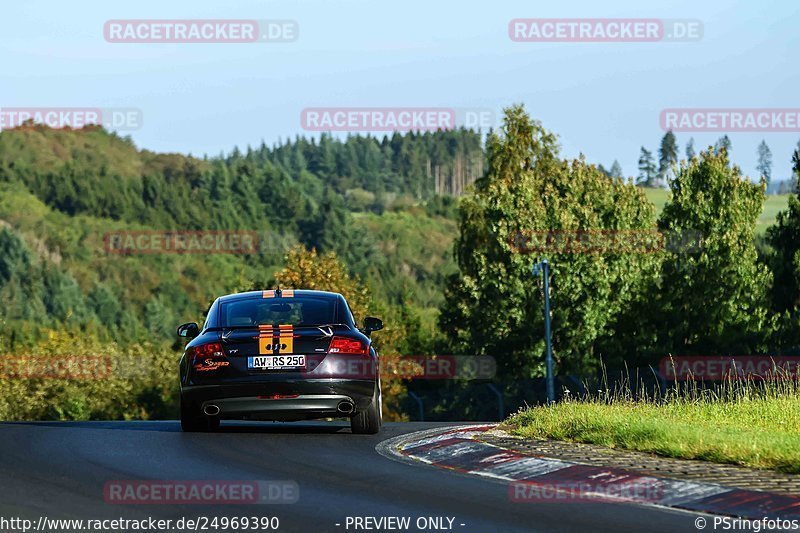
[
  {"xmin": 203, "ymin": 404, "xmax": 220, "ymax": 417},
  {"xmin": 337, "ymin": 401, "xmax": 355, "ymax": 414}
]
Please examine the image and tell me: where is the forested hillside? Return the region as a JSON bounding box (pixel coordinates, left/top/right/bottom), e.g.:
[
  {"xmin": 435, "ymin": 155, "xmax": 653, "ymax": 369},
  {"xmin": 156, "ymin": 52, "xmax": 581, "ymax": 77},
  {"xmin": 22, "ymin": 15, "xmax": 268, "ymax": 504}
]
[{"xmin": 0, "ymin": 125, "xmax": 478, "ymax": 350}]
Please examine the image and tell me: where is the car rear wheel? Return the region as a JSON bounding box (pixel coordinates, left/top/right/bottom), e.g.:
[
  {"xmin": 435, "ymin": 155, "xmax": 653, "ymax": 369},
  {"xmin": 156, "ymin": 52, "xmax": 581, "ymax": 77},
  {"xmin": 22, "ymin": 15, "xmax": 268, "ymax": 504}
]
[
  {"xmin": 351, "ymin": 384, "xmax": 382, "ymax": 434},
  {"xmin": 180, "ymin": 399, "xmax": 220, "ymax": 432}
]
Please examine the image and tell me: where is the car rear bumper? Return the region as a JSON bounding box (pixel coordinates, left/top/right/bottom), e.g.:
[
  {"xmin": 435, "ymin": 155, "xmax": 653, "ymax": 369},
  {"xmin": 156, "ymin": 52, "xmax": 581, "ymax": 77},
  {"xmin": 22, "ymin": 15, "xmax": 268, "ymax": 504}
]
[
  {"xmin": 201, "ymin": 394, "xmax": 357, "ymax": 421},
  {"xmin": 181, "ymin": 379, "xmax": 375, "ymax": 421}
]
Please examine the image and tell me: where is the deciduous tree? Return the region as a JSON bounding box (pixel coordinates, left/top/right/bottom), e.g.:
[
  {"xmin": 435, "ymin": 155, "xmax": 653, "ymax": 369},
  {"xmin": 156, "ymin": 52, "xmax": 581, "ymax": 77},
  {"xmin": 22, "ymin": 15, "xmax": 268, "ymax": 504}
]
[
  {"xmin": 440, "ymin": 105, "xmax": 659, "ymax": 380},
  {"xmin": 655, "ymin": 148, "xmax": 772, "ymax": 354}
]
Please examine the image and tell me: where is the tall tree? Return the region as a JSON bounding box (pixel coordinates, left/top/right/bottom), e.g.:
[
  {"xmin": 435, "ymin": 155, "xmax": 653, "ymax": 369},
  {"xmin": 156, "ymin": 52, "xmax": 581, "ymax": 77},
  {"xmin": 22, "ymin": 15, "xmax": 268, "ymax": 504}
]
[
  {"xmin": 88, "ymin": 283, "xmax": 122, "ymax": 328},
  {"xmin": 42, "ymin": 269, "xmax": 88, "ymax": 325},
  {"xmin": 757, "ymin": 140, "xmax": 773, "ymax": 188},
  {"xmin": 715, "ymin": 135, "xmax": 732, "ymax": 157},
  {"xmin": 440, "ymin": 105, "xmax": 658, "ymax": 380},
  {"xmin": 655, "ymin": 148, "xmax": 771, "ymax": 355},
  {"xmin": 637, "ymin": 147, "xmax": 657, "ymax": 187},
  {"xmin": 609, "ymin": 160, "xmax": 623, "ymax": 178},
  {"xmin": 658, "ymin": 131, "xmax": 679, "ymax": 186},
  {"xmin": 685, "ymin": 138, "xmax": 696, "ymax": 160},
  {"xmin": 767, "ymin": 144, "xmax": 800, "ymax": 313},
  {"xmin": 299, "ymin": 187, "xmax": 350, "ymax": 254}
]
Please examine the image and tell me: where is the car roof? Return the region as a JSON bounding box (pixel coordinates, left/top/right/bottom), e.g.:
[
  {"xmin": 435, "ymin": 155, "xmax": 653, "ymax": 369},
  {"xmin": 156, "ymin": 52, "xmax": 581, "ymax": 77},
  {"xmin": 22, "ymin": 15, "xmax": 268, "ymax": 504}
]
[{"xmin": 217, "ymin": 289, "xmax": 344, "ymax": 303}]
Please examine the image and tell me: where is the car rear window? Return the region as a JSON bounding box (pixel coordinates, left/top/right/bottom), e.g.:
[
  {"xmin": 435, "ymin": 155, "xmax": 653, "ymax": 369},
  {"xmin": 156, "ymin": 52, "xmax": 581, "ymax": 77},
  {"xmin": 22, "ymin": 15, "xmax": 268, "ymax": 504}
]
[{"xmin": 219, "ymin": 296, "xmax": 339, "ymax": 327}]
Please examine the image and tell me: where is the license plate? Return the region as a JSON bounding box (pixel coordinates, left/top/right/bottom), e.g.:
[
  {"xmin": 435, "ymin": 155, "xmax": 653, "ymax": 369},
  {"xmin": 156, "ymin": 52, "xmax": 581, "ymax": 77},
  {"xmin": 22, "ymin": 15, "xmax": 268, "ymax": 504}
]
[{"xmin": 248, "ymin": 355, "xmax": 306, "ymax": 370}]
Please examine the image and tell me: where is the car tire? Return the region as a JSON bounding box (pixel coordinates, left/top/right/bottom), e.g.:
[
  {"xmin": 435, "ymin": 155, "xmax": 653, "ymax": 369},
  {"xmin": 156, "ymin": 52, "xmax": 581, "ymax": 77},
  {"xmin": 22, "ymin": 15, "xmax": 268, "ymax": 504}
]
[
  {"xmin": 180, "ymin": 399, "xmax": 220, "ymax": 432},
  {"xmin": 351, "ymin": 384, "xmax": 382, "ymax": 435}
]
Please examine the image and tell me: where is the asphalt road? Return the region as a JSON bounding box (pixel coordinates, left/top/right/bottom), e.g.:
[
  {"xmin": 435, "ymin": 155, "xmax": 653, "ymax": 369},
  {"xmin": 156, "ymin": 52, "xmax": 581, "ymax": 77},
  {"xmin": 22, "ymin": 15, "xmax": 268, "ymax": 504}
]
[{"xmin": 0, "ymin": 421, "xmax": 704, "ymax": 533}]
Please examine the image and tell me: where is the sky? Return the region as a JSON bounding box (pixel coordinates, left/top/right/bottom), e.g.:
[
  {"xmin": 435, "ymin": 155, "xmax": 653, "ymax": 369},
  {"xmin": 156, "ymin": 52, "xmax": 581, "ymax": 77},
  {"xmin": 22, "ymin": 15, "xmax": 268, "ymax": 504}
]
[{"xmin": 1, "ymin": 0, "xmax": 799, "ymax": 182}]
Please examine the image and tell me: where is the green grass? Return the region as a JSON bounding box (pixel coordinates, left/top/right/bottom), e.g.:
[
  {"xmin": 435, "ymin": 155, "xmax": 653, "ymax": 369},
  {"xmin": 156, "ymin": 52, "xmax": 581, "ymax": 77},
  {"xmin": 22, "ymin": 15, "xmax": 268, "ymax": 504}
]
[
  {"xmin": 641, "ymin": 188, "xmax": 671, "ymax": 213},
  {"xmin": 760, "ymin": 194, "xmax": 792, "ymax": 228},
  {"xmin": 505, "ymin": 380, "xmax": 800, "ymax": 473},
  {"xmin": 642, "ymin": 188, "xmax": 789, "ymax": 235}
]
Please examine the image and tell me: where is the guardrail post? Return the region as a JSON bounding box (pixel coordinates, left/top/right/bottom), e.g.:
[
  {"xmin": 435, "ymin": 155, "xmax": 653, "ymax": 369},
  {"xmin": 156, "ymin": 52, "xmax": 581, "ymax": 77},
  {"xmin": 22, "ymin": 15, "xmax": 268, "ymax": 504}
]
[
  {"xmin": 485, "ymin": 383, "xmax": 504, "ymax": 420},
  {"xmin": 408, "ymin": 391, "xmax": 424, "ymax": 421},
  {"xmin": 532, "ymin": 259, "xmax": 555, "ymax": 404}
]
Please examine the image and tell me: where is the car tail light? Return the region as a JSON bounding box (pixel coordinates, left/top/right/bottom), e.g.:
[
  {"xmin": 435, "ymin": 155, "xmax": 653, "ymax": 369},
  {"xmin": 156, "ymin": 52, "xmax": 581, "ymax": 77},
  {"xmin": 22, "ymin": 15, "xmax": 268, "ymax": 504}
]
[
  {"xmin": 328, "ymin": 336, "xmax": 368, "ymax": 355},
  {"xmin": 189, "ymin": 342, "xmax": 225, "ymax": 364}
]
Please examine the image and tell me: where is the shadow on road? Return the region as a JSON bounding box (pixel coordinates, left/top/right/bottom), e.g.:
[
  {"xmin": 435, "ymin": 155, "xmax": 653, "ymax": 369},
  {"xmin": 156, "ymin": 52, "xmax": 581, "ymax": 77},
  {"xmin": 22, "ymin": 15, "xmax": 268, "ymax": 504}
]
[{"xmin": 1, "ymin": 420, "xmax": 354, "ymax": 434}]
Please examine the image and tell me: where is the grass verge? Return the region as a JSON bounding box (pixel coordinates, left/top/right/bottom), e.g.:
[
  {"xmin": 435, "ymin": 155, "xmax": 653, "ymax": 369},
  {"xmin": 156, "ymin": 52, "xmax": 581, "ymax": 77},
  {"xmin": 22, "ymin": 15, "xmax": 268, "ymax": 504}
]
[
  {"xmin": 504, "ymin": 378, "xmax": 800, "ymax": 473},
  {"xmin": 642, "ymin": 188, "xmax": 789, "ymax": 234}
]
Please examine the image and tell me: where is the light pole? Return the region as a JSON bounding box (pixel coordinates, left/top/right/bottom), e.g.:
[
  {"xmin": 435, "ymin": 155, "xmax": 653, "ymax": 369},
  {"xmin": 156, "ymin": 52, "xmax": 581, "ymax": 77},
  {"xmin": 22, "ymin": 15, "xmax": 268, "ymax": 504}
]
[{"xmin": 532, "ymin": 259, "xmax": 555, "ymax": 404}]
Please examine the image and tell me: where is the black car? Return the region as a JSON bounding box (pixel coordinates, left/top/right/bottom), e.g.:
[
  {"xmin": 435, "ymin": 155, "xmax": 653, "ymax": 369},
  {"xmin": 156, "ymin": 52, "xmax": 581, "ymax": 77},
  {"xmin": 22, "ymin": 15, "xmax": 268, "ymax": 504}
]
[{"xmin": 177, "ymin": 289, "xmax": 383, "ymax": 434}]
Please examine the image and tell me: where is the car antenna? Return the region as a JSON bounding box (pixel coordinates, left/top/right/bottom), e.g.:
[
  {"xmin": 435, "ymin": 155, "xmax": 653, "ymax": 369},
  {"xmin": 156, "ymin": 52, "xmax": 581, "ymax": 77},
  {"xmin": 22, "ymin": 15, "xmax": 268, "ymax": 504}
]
[{"xmin": 275, "ymin": 287, "xmax": 283, "ymax": 297}]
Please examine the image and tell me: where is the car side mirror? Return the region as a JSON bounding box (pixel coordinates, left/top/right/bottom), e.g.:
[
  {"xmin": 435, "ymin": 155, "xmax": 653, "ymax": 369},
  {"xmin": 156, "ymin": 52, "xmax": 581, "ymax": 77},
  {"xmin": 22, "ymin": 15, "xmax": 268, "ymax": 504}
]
[
  {"xmin": 363, "ymin": 316, "xmax": 383, "ymax": 333},
  {"xmin": 177, "ymin": 322, "xmax": 200, "ymax": 339}
]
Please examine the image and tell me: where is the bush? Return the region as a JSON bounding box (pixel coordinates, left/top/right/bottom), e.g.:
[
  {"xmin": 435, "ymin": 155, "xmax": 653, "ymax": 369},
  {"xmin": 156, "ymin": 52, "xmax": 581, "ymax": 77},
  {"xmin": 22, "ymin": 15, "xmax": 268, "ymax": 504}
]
[{"xmin": 0, "ymin": 329, "xmax": 178, "ymax": 421}]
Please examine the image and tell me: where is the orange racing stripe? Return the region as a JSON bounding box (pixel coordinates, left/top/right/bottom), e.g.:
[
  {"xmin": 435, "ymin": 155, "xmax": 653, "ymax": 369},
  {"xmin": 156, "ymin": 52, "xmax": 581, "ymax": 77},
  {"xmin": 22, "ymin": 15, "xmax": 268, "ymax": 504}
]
[{"xmin": 278, "ymin": 324, "xmax": 293, "ymax": 353}]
